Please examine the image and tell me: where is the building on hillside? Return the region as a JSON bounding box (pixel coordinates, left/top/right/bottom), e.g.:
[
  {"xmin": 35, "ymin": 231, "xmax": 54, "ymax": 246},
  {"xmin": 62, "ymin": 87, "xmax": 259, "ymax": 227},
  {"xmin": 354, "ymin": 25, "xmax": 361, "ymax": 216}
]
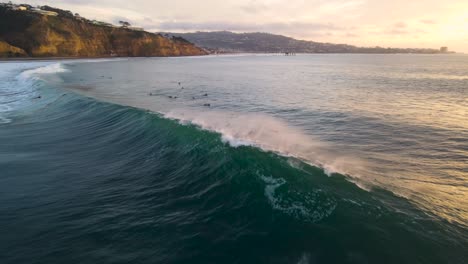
[
  {"xmin": 10, "ymin": 5, "xmax": 28, "ymax": 10},
  {"xmin": 31, "ymin": 7, "xmax": 58, "ymax": 16}
]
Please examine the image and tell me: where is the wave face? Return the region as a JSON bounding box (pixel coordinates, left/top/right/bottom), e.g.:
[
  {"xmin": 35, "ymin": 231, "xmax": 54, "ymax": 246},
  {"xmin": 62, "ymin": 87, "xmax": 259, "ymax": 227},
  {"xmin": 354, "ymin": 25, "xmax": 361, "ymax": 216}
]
[{"xmin": 0, "ymin": 57, "xmax": 467, "ymax": 264}]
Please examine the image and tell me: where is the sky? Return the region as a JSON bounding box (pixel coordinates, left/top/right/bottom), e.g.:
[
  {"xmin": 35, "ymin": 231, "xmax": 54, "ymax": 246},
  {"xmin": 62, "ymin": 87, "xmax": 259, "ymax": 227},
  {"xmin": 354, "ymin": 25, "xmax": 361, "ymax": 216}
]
[{"xmin": 11, "ymin": 0, "xmax": 468, "ymax": 52}]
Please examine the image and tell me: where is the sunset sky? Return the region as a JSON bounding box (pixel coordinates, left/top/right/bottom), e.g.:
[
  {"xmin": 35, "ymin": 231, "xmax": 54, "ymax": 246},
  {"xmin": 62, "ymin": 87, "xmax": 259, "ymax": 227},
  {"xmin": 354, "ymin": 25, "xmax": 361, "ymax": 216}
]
[{"xmin": 11, "ymin": 0, "xmax": 468, "ymax": 52}]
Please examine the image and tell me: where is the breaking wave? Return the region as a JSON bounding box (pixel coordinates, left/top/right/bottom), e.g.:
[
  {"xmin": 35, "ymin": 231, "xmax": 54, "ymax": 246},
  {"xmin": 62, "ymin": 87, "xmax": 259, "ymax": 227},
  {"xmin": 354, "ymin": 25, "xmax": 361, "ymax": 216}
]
[
  {"xmin": 164, "ymin": 109, "xmax": 366, "ymax": 178},
  {"xmin": 1, "ymin": 60, "xmax": 466, "ymax": 264}
]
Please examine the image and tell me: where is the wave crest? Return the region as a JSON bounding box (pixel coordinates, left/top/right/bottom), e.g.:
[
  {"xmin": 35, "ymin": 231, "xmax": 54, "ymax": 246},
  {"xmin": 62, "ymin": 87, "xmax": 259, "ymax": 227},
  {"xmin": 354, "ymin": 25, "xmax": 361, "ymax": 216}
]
[
  {"xmin": 18, "ymin": 63, "xmax": 69, "ymax": 82},
  {"xmin": 164, "ymin": 109, "xmax": 365, "ymax": 177}
]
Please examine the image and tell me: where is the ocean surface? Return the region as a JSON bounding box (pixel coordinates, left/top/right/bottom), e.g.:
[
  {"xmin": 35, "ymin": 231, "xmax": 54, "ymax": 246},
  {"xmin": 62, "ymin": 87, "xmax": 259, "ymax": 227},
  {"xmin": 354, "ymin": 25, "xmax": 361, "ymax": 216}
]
[{"xmin": 0, "ymin": 54, "xmax": 467, "ymax": 264}]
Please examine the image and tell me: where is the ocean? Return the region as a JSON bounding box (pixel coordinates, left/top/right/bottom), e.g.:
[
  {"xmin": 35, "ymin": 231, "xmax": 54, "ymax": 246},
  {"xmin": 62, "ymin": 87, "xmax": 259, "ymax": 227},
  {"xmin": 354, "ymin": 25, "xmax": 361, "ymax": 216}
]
[{"xmin": 0, "ymin": 54, "xmax": 467, "ymax": 264}]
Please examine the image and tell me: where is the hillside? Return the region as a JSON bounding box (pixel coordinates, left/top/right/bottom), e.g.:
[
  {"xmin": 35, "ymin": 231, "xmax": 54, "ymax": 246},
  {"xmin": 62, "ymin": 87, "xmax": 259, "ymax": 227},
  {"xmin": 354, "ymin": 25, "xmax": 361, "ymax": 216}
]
[
  {"xmin": 163, "ymin": 31, "xmax": 445, "ymax": 54},
  {"xmin": 0, "ymin": 4, "xmax": 207, "ymax": 58}
]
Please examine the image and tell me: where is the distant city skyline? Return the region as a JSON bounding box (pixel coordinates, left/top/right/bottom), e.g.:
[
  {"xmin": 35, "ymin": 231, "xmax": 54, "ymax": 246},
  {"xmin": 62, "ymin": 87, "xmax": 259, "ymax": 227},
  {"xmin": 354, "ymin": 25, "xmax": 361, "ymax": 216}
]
[{"xmin": 10, "ymin": 0, "xmax": 468, "ymax": 52}]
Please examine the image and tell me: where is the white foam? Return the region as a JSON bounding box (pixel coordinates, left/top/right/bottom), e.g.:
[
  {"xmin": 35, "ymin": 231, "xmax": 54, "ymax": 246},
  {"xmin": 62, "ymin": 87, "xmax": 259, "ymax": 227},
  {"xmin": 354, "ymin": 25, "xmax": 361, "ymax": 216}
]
[
  {"xmin": 260, "ymin": 175, "xmax": 337, "ymax": 222},
  {"xmin": 18, "ymin": 63, "xmax": 69, "ymax": 82},
  {"xmin": 164, "ymin": 108, "xmax": 364, "ymax": 177},
  {"xmin": 0, "ymin": 62, "xmax": 69, "ymax": 120}
]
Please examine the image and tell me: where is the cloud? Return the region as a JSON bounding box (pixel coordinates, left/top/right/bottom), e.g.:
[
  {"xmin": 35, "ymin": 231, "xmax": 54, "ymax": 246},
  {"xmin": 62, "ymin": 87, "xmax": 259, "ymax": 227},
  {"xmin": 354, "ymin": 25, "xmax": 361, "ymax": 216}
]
[
  {"xmin": 393, "ymin": 22, "xmax": 407, "ymax": 28},
  {"xmin": 345, "ymin": 33, "xmax": 359, "ymax": 38},
  {"xmin": 9, "ymin": 0, "xmax": 468, "ymax": 52},
  {"xmin": 156, "ymin": 20, "xmax": 346, "ymax": 33},
  {"xmin": 420, "ymin": 19, "xmax": 437, "ymax": 24},
  {"xmin": 239, "ymin": 0, "xmax": 269, "ymax": 14},
  {"xmin": 385, "ymin": 29, "xmax": 409, "ymax": 35}
]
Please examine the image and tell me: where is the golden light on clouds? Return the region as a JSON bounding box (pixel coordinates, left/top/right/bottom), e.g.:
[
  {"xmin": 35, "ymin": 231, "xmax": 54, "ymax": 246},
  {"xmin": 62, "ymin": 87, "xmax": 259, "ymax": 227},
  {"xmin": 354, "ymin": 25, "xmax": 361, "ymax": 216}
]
[{"xmin": 10, "ymin": 0, "xmax": 468, "ymax": 52}]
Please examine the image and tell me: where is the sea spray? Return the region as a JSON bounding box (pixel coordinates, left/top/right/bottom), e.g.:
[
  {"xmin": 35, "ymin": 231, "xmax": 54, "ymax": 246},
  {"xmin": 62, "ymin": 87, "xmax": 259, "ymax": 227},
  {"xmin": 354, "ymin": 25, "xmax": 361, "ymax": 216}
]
[{"xmin": 164, "ymin": 108, "xmax": 366, "ymax": 178}]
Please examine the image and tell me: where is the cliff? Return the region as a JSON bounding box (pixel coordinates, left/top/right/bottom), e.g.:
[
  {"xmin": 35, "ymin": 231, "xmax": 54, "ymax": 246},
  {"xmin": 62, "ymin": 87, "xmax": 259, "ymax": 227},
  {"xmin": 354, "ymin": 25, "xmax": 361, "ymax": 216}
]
[
  {"xmin": 0, "ymin": 40, "xmax": 27, "ymax": 57},
  {"xmin": 0, "ymin": 5, "xmax": 207, "ymax": 58}
]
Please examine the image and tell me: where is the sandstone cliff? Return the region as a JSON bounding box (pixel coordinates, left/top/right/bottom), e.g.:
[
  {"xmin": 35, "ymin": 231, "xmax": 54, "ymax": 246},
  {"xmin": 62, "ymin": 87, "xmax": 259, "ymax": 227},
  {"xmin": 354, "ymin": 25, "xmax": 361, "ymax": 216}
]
[
  {"xmin": 0, "ymin": 5, "xmax": 207, "ymax": 58},
  {"xmin": 0, "ymin": 40, "xmax": 27, "ymax": 57}
]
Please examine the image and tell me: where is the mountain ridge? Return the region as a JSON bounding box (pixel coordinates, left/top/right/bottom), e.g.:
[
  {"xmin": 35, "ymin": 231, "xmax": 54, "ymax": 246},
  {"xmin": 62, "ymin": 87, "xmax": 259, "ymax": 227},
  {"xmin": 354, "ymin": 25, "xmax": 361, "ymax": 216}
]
[{"xmin": 163, "ymin": 31, "xmax": 450, "ymax": 54}]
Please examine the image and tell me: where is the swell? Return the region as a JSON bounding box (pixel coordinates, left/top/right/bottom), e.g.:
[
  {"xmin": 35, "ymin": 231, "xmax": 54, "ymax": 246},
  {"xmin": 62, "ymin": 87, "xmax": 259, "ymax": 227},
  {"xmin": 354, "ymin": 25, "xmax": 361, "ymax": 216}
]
[
  {"xmin": 1, "ymin": 63, "xmax": 467, "ymax": 263},
  {"xmin": 15, "ymin": 62, "xmax": 368, "ymax": 181},
  {"xmin": 2, "ymin": 62, "xmax": 462, "ymax": 223}
]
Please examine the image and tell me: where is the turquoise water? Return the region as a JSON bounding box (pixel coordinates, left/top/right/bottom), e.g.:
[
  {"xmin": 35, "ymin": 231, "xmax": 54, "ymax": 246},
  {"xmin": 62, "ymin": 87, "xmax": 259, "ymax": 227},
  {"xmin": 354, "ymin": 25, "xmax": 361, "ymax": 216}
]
[{"xmin": 0, "ymin": 54, "xmax": 467, "ymax": 263}]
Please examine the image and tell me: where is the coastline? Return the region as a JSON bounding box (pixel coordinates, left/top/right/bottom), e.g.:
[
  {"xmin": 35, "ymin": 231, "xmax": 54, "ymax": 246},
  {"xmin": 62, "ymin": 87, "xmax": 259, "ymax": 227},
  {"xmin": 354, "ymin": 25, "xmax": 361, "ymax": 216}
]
[
  {"xmin": 0, "ymin": 54, "xmax": 211, "ymax": 62},
  {"xmin": 1, "ymin": 52, "xmax": 464, "ymax": 62}
]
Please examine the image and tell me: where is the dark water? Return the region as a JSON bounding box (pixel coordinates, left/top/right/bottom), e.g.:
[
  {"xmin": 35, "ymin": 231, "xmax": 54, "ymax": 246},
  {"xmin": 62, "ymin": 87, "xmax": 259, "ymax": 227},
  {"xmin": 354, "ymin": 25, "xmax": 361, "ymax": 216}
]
[{"xmin": 0, "ymin": 55, "xmax": 467, "ymax": 264}]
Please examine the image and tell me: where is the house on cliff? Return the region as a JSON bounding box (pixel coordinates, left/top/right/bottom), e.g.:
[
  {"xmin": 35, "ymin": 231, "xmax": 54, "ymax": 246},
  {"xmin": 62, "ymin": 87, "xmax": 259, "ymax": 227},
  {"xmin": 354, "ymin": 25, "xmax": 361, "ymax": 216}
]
[{"xmin": 31, "ymin": 7, "xmax": 58, "ymax": 16}]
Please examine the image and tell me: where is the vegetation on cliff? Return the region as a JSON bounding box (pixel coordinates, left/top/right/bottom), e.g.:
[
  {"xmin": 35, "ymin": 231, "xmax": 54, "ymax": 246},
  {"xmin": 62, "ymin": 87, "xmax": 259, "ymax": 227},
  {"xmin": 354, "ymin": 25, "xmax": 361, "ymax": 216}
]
[{"xmin": 0, "ymin": 3, "xmax": 207, "ymax": 58}]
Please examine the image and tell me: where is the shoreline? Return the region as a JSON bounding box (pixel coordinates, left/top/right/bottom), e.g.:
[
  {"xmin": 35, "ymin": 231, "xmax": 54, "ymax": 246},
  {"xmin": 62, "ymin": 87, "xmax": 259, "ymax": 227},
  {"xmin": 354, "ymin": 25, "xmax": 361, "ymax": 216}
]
[
  {"xmin": 0, "ymin": 52, "xmax": 463, "ymax": 62},
  {"xmin": 0, "ymin": 54, "xmax": 212, "ymax": 62}
]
